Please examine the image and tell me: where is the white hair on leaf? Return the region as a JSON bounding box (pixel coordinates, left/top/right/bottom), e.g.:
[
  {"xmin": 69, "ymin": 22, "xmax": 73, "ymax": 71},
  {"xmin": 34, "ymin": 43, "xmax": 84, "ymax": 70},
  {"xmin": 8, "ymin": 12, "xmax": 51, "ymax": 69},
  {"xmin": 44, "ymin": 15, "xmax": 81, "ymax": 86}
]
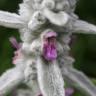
[{"xmin": 0, "ymin": 0, "xmax": 96, "ymax": 96}]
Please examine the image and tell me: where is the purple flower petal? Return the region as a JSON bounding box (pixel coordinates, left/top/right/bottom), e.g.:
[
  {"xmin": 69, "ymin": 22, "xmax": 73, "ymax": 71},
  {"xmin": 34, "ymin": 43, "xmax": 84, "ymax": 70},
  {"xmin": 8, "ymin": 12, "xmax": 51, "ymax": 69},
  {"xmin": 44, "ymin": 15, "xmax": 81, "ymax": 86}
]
[
  {"xmin": 43, "ymin": 44, "xmax": 57, "ymax": 61},
  {"xmin": 9, "ymin": 37, "xmax": 21, "ymax": 49},
  {"xmin": 65, "ymin": 88, "xmax": 74, "ymax": 96}
]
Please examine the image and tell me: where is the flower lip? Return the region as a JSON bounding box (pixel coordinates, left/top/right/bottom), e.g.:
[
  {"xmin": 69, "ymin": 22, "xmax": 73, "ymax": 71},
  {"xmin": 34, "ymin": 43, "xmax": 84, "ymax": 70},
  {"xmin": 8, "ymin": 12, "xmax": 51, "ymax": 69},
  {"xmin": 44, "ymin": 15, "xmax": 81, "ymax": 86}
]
[
  {"xmin": 43, "ymin": 31, "xmax": 57, "ymax": 61},
  {"xmin": 44, "ymin": 31, "xmax": 57, "ymax": 39}
]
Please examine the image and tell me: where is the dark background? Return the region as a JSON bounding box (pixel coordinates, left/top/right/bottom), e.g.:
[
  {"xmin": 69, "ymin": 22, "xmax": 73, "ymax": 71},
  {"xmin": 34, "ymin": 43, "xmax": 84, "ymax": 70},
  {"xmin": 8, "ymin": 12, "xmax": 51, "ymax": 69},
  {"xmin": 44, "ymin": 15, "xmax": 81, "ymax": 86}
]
[{"xmin": 0, "ymin": 0, "xmax": 96, "ymax": 95}]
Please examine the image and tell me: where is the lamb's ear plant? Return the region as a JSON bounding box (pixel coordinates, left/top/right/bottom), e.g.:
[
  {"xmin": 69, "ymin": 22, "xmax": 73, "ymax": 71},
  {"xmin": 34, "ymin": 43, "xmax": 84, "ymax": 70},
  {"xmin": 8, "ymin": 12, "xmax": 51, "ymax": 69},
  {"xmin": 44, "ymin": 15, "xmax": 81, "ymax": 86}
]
[{"xmin": 0, "ymin": 0, "xmax": 96, "ymax": 96}]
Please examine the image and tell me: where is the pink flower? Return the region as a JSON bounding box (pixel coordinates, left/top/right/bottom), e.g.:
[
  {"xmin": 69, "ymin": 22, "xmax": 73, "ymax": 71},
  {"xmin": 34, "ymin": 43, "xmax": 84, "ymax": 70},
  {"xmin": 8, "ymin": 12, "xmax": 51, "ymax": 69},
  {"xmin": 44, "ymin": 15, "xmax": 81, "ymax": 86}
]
[
  {"xmin": 42, "ymin": 31, "xmax": 57, "ymax": 61},
  {"xmin": 9, "ymin": 37, "xmax": 22, "ymax": 64}
]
